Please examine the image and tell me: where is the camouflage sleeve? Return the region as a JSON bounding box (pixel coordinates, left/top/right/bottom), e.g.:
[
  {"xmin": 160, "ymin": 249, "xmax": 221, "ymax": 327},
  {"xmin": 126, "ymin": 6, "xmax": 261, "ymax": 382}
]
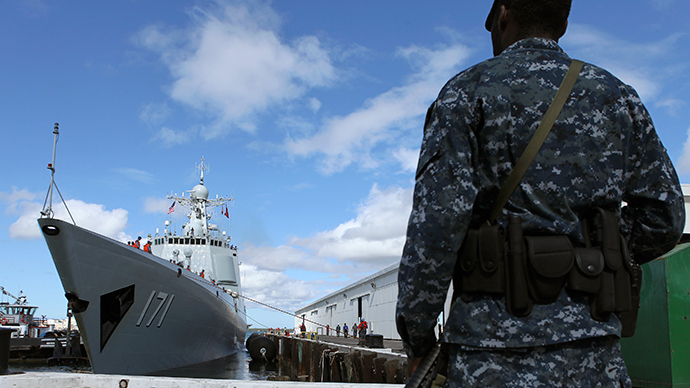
[
  {"xmin": 396, "ymin": 92, "xmax": 480, "ymax": 359},
  {"xmin": 620, "ymin": 84, "xmax": 685, "ymax": 264}
]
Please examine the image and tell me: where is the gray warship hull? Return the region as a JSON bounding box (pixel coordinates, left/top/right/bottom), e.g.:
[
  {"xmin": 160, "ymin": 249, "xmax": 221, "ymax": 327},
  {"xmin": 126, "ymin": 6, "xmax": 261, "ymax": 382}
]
[{"xmin": 38, "ymin": 218, "xmax": 246, "ymax": 375}]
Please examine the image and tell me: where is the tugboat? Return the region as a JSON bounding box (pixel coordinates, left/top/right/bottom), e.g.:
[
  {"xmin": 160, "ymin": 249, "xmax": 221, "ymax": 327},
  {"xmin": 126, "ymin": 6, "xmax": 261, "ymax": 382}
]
[
  {"xmin": 37, "ymin": 125, "xmax": 246, "ymax": 375},
  {"xmin": 0, "ymin": 287, "xmax": 51, "ymax": 339},
  {"xmin": 0, "ymin": 286, "xmax": 62, "ymax": 360}
]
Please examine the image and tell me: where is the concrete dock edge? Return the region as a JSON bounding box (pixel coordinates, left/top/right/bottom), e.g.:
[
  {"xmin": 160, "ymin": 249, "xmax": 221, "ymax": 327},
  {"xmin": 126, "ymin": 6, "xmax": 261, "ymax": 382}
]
[{"xmin": 0, "ymin": 372, "xmax": 403, "ymax": 388}]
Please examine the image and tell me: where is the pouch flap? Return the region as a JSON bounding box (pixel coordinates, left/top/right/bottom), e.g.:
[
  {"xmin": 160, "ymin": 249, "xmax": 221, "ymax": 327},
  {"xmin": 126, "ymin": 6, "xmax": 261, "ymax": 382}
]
[
  {"xmin": 574, "ymin": 247, "xmax": 604, "ymax": 276},
  {"xmin": 478, "ymin": 224, "xmax": 504, "ymax": 273},
  {"xmin": 525, "ymin": 235, "xmax": 574, "ymax": 278}
]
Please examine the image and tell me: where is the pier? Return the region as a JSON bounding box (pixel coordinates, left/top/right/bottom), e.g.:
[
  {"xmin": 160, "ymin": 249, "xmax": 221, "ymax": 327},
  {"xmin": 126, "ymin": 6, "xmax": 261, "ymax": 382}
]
[
  {"xmin": 0, "ymin": 330, "xmax": 408, "ymax": 386},
  {"xmin": 267, "ymin": 333, "xmax": 408, "ymax": 384}
]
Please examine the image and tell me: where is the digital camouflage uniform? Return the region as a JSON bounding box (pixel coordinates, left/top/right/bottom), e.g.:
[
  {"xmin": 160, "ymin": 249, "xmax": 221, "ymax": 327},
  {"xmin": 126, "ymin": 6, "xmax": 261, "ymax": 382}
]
[{"xmin": 396, "ymin": 38, "xmax": 685, "ymax": 387}]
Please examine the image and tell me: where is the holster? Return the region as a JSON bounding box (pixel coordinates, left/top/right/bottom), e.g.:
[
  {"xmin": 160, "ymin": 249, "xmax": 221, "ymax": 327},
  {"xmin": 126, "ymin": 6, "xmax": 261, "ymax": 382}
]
[{"xmin": 583, "ymin": 208, "xmax": 636, "ymax": 327}]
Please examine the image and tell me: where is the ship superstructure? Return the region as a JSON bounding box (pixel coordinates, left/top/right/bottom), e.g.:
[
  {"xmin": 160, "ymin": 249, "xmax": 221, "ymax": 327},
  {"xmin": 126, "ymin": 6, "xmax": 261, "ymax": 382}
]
[{"xmin": 151, "ymin": 160, "xmax": 242, "ymax": 297}]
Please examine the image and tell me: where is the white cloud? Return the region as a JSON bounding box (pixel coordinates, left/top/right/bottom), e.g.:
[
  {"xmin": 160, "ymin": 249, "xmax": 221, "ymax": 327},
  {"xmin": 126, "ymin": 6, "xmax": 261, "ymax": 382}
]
[
  {"xmin": 16, "ymin": 0, "xmax": 50, "ymax": 16},
  {"xmin": 242, "ymin": 184, "xmax": 412, "ymax": 276},
  {"xmin": 237, "ymin": 183, "xmax": 412, "ymax": 312},
  {"xmin": 655, "ymin": 98, "xmax": 684, "ymax": 115},
  {"xmin": 137, "ymin": 0, "xmax": 337, "ymax": 138},
  {"xmin": 240, "ymin": 263, "xmax": 328, "ymax": 313},
  {"xmin": 647, "ymin": 0, "xmax": 674, "ymax": 10},
  {"xmin": 393, "ymin": 147, "xmax": 420, "ymax": 174},
  {"xmin": 563, "ymin": 24, "xmax": 682, "ymax": 102},
  {"xmin": 676, "ymin": 127, "xmax": 690, "ymax": 177},
  {"xmin": 0, "ymin": 187, "xmax": 38, "ymax": 214},
  {"xmin": 291, "ymin": 184, "xmax": 411, "ymax": 263},
  {"xmin": 4, "ymin": 190, "xmax": 130, "ymax": 242},
  {"xmin": 285, "ymin": 182, "xmax": 313, "ymax": 192},
  {"xmin": 307, "ymin": 98, "xmax": 322, "ymax": 114},
  {"xmin": 112, "ymin": 168, "xmax": 154, "ymax": 184},
  {"xmin": 144, "ymin": 197, "xmax": 173, "ymax": 214},
  {"xmin": 139, "ymin": 102, "xmax": 171, "ymax": 126},
  {"xmin": 152, "ymin": 127, "xmax": 195, "ymax": 147},
  {"xmin": 284, "ymin": 43, "xmax": 471, "ymax": 174},
  {"xmin": 241, "ymin": 244, "xmax": 313, "ymax": 272}
]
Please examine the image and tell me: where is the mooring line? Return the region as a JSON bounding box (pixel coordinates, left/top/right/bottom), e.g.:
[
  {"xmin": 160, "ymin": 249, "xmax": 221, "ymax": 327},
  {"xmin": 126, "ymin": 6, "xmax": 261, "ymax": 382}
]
[{"xmin": 230, "ymin": 291, "xmax": 366, "ymax": 343}]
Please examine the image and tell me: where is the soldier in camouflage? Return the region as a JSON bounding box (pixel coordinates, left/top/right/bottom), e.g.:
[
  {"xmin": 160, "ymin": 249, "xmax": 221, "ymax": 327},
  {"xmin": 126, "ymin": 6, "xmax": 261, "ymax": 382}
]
[{"xmin": 396, "ymin": 0, "xmax": 685, "ymax": 387}]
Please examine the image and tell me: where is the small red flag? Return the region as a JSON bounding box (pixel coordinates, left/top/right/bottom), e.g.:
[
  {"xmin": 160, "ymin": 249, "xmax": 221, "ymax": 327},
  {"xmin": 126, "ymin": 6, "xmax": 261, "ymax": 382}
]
[{"xmin": 223, "ymin": 204, "xmax": 229, "ymax": 218}]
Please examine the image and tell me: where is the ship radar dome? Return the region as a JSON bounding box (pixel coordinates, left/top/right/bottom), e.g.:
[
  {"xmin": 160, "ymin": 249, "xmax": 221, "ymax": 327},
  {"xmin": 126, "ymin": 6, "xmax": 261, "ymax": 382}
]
[{"xmin": 191, "ymin": 184, "xmax": 209, "ymax": 200}]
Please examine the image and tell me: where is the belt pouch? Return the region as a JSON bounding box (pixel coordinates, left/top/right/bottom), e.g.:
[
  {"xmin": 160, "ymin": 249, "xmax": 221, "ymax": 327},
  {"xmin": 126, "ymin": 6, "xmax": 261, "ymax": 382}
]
[
  {"xmin": 505, "ymin": 215, "xmax": 532, "ymax": 317},
  {"xmin": 568, "ymin": 247, "xmax": 604, "ymax": 294},
  {"xmin": 525, "ymin": 235, "xmax": 574, "ymax": 304},
  {"xmin": 591, "ymin": 270, "xmax": 615, "ymax": 321}
]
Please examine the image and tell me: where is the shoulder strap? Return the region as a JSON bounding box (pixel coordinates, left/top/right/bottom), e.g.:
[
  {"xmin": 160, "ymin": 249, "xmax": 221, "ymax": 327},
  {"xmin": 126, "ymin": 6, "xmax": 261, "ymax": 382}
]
[{"xmin": 486, "ymin": 59, "xmax": 584, "ymax": 224}]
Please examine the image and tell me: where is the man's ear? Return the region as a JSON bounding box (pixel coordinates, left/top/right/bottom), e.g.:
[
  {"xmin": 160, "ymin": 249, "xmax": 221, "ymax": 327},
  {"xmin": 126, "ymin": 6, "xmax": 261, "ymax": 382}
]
[{"xmin": 497, "ymin": 4, "xmax": 509, "ymax": 32}]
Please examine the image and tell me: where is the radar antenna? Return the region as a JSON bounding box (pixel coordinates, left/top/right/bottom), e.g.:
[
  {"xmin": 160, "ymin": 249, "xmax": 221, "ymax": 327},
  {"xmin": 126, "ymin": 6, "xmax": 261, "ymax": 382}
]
[
  {"xmin": 196, "ymin": 158, "xmax": 209, "ymax": 185},
  {"xmin": 40, "ymin": 123, "xmax": 76, "ymax": 224}
]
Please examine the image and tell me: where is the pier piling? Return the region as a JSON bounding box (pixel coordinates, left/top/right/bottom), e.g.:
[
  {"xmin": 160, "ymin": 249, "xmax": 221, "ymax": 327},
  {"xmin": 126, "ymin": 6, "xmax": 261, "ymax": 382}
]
[{"xmin": 267, "ymin": 333, "xmax": 408, "ymax": 384}]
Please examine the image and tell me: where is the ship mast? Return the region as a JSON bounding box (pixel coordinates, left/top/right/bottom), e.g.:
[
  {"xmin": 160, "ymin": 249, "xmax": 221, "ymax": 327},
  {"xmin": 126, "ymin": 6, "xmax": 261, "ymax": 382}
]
[
  {"xmin": 166, "ymin": 158, "xmax": 233, "ymax": 238},
  {"xmin": 40, "ymin": 123, "xmax": 76, "ymax": 224}
]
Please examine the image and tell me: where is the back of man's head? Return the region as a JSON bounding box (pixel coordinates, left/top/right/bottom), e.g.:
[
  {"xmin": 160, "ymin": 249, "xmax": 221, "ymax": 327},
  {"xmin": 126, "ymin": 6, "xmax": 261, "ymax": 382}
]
[{"xmin": 486, "ymin": 0, "xmax": 572, "ymax": 38}]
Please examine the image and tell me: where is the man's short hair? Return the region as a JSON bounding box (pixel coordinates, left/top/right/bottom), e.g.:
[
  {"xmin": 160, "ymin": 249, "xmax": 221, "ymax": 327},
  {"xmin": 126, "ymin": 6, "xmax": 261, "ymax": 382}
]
[{"xmin": 485, "ymin": 0, "xmax": 572, "ymax": 37}]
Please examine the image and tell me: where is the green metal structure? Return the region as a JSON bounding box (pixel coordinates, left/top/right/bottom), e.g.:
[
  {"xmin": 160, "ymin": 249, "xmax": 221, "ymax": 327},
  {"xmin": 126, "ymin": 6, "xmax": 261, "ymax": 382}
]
[{"xmin": 621, "ymin": 243, "xmax": 690, "ymax": 388}]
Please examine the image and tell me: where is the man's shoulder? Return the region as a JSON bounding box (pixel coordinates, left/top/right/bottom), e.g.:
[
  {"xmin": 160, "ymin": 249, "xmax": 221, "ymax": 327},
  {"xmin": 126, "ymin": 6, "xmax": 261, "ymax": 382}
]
[
  {"xmin": 443, "ymin": 56, "xmax": 504, "ymax": 87},
  {"xmin": 439, "ymin": 54, "xmax": 634, "ymax": 107}
]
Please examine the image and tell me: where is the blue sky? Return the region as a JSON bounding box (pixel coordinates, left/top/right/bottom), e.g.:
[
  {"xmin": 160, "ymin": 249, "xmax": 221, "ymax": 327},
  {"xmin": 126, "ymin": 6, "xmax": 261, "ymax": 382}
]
[{"xmin": 1, "ymin": 0, "xmax": 689, "ymax": 329}]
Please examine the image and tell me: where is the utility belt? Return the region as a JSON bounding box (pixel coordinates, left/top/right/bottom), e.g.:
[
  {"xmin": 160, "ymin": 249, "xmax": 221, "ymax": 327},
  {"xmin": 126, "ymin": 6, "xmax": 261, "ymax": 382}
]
[{"xmin": 453, "ymin": 208, "xmax": 642, "ymax": 337}]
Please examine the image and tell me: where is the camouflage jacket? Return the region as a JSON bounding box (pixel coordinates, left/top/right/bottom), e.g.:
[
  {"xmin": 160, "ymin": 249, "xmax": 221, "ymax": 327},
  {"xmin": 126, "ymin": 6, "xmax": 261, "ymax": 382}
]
[{"xmin": 396, "ymin": 38, "xmax": 685, "ymax": 359}]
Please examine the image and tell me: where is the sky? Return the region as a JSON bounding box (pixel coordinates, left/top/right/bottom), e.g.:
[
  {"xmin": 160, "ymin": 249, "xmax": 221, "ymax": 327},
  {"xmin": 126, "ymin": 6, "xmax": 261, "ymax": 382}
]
[{"xmin": 1, "ymin": 0, "xmax": 689, "ymax": 329}]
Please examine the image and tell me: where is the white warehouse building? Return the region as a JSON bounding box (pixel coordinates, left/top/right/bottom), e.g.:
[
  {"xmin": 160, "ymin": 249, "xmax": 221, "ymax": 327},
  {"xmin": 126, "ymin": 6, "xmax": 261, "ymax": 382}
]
[
  {"xmin": 294, "ymin": 263, "xmax": 403, "ymax": 340},
  {"xmin": 296, "ymin": 185, "xmax": 690, "ymax": 340}
]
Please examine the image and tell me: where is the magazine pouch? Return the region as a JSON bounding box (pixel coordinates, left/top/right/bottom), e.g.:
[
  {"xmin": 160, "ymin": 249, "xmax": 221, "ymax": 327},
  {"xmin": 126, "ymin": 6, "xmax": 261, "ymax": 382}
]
[{"xmin": 457, "ymin": 224, "xmax": 505, "ymax": 294}]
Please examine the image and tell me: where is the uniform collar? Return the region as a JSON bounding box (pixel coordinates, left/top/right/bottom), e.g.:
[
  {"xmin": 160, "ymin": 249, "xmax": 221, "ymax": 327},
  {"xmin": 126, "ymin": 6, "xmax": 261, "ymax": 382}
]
[{"xmin": 501, "ymin": 37, "xmax": 566, "ymax": 55}]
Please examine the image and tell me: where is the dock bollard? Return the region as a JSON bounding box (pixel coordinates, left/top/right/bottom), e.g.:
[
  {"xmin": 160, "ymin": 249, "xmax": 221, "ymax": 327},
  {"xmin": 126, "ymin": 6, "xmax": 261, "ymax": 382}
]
[
  {"xmin": 0, "ymin": 327, "xmax": 18, "ymax": 375},
  {"xmin": 365, "ymin": 334, "xmax": 384, "ymax": 348}
]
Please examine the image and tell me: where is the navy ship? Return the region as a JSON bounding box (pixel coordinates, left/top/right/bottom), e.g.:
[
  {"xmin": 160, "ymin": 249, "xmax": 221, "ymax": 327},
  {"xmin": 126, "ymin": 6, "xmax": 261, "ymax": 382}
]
[{"xmin": 38, "ymin": 129, "xmax": 246, "ymax": 375}]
